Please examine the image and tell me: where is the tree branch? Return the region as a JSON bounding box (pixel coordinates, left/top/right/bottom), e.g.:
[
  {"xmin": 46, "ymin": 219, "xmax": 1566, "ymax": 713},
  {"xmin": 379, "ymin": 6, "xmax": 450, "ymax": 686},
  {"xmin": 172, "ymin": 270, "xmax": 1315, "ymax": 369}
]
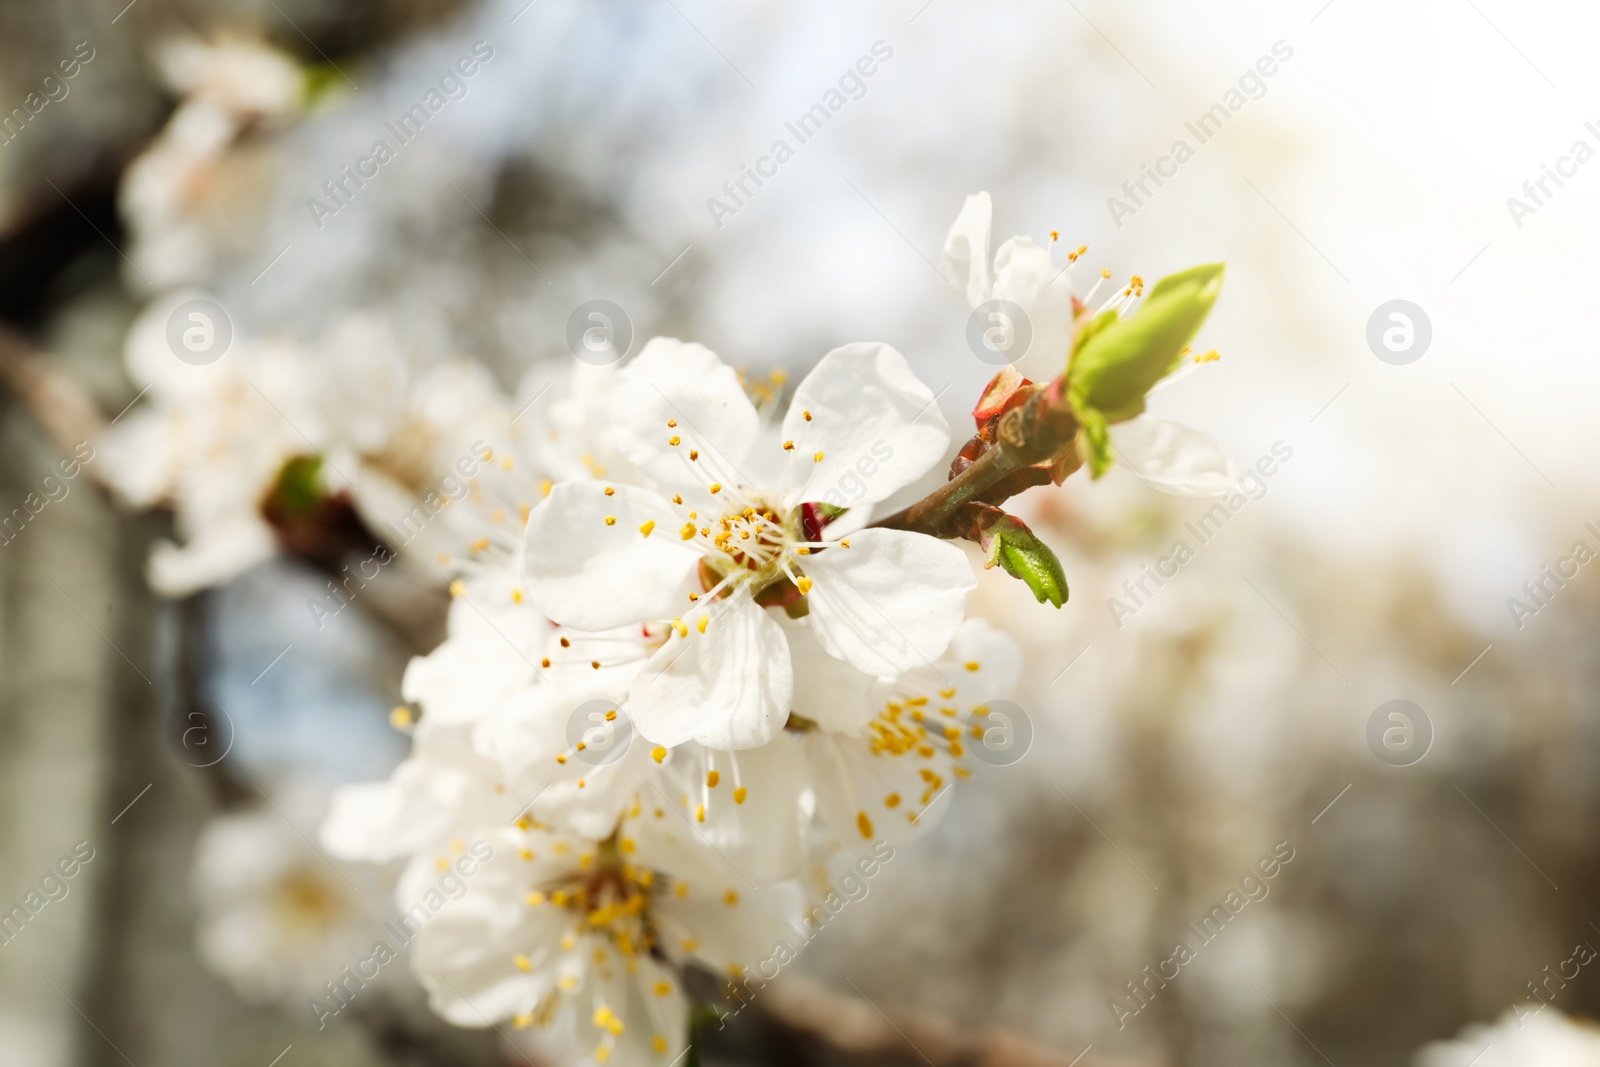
[
  {"xmin": 873, "ymin": 376, "xmax": 1080, "ymax": 538},
  {"xmin": 749, "ymin": 974, "xmax": 1155, "ymax": 1067},
  {"xmin": 0, "ymin": 321, "xmax": 110, "ymax": 477}
]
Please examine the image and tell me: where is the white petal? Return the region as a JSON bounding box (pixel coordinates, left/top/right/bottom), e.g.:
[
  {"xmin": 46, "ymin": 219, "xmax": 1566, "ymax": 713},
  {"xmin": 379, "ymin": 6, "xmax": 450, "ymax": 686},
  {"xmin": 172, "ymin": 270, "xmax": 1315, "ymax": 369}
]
[
  {"xmin": 939, "ymin": 191, "xmax": 993, "ymax": 310},
  {"xmin": 629, "ymin": 594, "xmax": 792, "ymax": 750},
  {"xmin": 613, "ymin": 337, "xmax": 759, "ymax": 491},
  {"xmin": 96, "ymin": 410, "xmax": 177, "ymax": 508},
  {"xmin": 402, "ymin": 597, "xmax": 548, "ymax": 724},
  {"xmin": 990, "ymin": 235, "xmax": 1077, "ymax": 380},
  {"xmin": 1109, "ymin": 416, "xmax": 1238, "ymax": 497},
  {"xmin": 779, "ymin": 343, "xmax": 950, "ymax": 509},
  {"xmin": 146, "ymin": 517, "xmax": 277, "ymax": 595},
  {"xmin": 802, "ymin": 529, "xmax": 975, "ymax": 676},
  {"xmin": 523, "ymin": 482, "xmax": 699, "ymax": 630},
  {"xmin": 804, "ymin": 731, "xmax": 955, "ymax": 849},
  {"xmin": 319, "ymin": 781, "xmax": 415, "ymax": 863},
  {"xmin": 655, "ymin": 737, "xmax": 810, "ymax": 883},
  {"xmin": 778, "ymin": 615, "xmax": 878, "ymax": 734}
]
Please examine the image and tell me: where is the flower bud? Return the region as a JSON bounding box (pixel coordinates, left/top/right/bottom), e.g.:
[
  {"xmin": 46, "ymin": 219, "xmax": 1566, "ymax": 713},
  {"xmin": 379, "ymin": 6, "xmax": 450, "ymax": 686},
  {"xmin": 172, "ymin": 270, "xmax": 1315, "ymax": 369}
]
[{"xmin": 1068, "ymin": 263, "xmax": 1224, "ymax": 423}]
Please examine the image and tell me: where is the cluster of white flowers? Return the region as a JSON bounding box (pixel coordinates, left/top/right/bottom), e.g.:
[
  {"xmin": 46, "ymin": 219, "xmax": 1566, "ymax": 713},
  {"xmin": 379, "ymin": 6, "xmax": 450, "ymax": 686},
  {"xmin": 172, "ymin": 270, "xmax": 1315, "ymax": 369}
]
[
  {"xmin": 313, "ymin": 327, "xmax": 1035, "ymax": 1065},
  {"xmin": 102, "ymin": 100, "xmax": 1238, "ymax": 1056}
]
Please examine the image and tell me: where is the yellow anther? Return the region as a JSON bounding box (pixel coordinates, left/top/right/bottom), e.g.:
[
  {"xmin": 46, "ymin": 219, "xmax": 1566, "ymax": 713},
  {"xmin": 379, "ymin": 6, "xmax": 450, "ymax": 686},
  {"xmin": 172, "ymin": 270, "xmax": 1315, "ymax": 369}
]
[
  {"xmin": 639, "ymin": 520, "xmax": 656, "ymax": 537},
  {"xmin": 672, "ymin": 494, "xmax": 683, "ymax": 504},
  {"xmin": 675, "ymin": 882, "xmax": 689, "ymax": 899},
  {"xmin": 813, "ymin": 451, "xmax": 824, "ymax": 462},
  {"xmin": 724, "ymin": 890, "xmax": 739, "ymax": 906},
  {"xmin": 667, "ymin": 419, "xmax": 678, "ymax": 427},
  {"xmin": 390, "ymin": 706, "xmax": 413, "ymax": 729},
  {"xmin": 696, "ymin": 615, "xmax": 709, "ymax": 633},
  {"xmin": 669, "ymin": 436, "xmax": 681, "ymax": 446},
  {"xmin": 515, "ymin": 954, "xmax": 532, "ymax": 971},
  {"xmin": 604, "ymin": 486, "xmax": 615, "ymax": 496},
  {"xmin": 604, "ymin": 516, "xmax": 617, "ymax": 526},
  {"xmin": 708, "ymin": 483, "xmax": 722, "ymax": 494},
  {"xmin": 448, "ymin": 579, "xmax": 466, "ymax": 598},
  {"xmin": 695, "ymin": 803, "xmax": 706, "ymax": 822},
  {"xmin": 652, "ymin": 746, "xmax": 667, "ymax": 763},
  {"xmin": 857, "ymin": 811, "xmax": 874, "ymax": 838},
  {"xmin": 732, "ymin": 787, "xmax": 748, "ymax": 804},
  {"xmin": 885, "ymin": 792, "xmax": 901, "ymax": 808},
  {"xmin": 964, "ymin": 661, "xmax": 981, "ymax": 672},
  {"xmin": 653, "ymin": 1036, "xmax": 669, "ymax": 1053},
  {"xmin": 796, "ymin": 576, "xmax": 813, "ymax": 595},
  {"xmin": 706, "ymin": 770, "xmax": 720, "ymax": 787},
  {"xmin": 526, "ymin": 890, "xmax": 546, "ymax": 905},
  {"xmin": 802, "ymin": 410, "xmax": 813, "ymax": 421},
  {"xmin": 469, "ymin": 537, "xmax": 490, "ymax": 552},
  {"xmin": 680, "ymin": 523, "xmax": 696, "ymax": 540},
  {"xmin": 672, "ymin": 618, "xmax": 688, "ymax": 638},
  {"xmin": 688, "ymin": 450, "xmax": 699, "ymax": 461}
]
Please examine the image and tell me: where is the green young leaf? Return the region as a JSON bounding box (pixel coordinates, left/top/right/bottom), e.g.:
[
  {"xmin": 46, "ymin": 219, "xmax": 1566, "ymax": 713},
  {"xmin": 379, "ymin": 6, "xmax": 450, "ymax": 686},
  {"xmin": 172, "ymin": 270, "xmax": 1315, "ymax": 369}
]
[
  {"xmin": 987, "ymin": 518, "xmax": 1069, "ymax": 607},
  {"xmin": 1068, "ymin": 262, "xmax": 1224, "ymax": 423}
]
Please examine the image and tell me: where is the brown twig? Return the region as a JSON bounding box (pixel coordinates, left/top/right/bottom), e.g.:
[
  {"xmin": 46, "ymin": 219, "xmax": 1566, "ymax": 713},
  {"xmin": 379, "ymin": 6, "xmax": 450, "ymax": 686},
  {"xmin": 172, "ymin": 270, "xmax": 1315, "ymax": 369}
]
[
  {"xmin": 752, "ymin": 974, "xmax": 1158, "ymax": 1067},
  {"xmin": 873, "ymin": 376, "xmax": 1080, "ymax": 538},
  {"xmin": 0, "ymin": 321, "xmax": 110, "ymax": 469}
]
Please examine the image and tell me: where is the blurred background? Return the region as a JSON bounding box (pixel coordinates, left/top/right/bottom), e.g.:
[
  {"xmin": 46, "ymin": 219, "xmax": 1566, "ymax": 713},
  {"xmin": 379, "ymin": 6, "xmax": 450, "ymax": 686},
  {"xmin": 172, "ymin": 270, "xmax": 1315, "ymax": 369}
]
[{"xmin": 2, "ymin": 0, "xmax": 1598, "ymax": 1064}]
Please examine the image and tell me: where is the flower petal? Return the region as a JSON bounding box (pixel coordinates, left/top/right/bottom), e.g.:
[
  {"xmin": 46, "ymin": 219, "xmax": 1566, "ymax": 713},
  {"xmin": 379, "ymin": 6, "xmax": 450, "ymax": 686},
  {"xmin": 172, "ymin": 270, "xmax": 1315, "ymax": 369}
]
[
  {"xmin": 939, "ymin": 191, "xmax": 993, "ymax": 310},
  {"xmin": 613, "ymin": 337, "xmax": 760, "ymax": 491},
  {"xmin": 779, "ymin": 343, "xmax": 951, "ymax": 509},
  {"xmin": 523, "ymin": 482, "xmax": 699, "ymax": 630},
  {"xmin": 654, "ymin": 737, "xmax": 810, "ymax": 883},
  {"xmin": 803, "ymin": 731, "xmax": 955, "ymax": 849},
  {"xmin": 779, "ymin": 615, "xmax": 879, "ymax": 734},
  {"xmin": 1109, "ymin": 416, "xmax": 1238, "ymax": 497},
  {"xmin": 990, "ymin": 235, "xmax": 1077, "ymax": 380},
  {"xmin": 801, "ymin": 529, "xmax": 975, "ymax": 676},
  {"xmin": 629, "ymin": 594, "xmax": 792, "ymax": 750}
]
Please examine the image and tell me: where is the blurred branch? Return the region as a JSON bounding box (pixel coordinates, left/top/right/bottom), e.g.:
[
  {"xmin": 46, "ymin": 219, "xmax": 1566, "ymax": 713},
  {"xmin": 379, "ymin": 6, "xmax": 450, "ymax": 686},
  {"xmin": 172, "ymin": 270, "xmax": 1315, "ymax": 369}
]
[
  {"xmin": 752, "ymin": 975, "xmax": 1155, "ymax": 1067},
  {"xmin": 0, "ymin": 321, "xmax": 109, "ymax": 471}
]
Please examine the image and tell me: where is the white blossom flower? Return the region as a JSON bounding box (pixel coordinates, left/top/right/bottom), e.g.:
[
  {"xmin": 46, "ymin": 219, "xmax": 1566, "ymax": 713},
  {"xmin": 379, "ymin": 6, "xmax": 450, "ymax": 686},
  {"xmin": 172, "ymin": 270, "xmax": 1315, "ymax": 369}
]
[
  {"xmin": 402, "ymin": 814, "xmax": 798, "ymax": 1066},
  {"xmin": 193, "ymin": 801, "xmax": 389, "ymax": 1005},
  {"xmin": 120, "ymin": 36, "xmax": 304, "ymax": 287},
  {"xmin": 941, "ymin": 190, "xmax": 1078, "ymax": 382},
  {"xmin": 942, "ymin": 192, "xmax": 1235, "ymax": 496},
  {"xmin": 524, "ymin": 338, "xmax": 975, "ymax": 751},
  {"xmin": 789, "ymin": 616, "xmax": 1022, "ymax": 849},
  {"xmin": 97, "ymin": 295, "xmax": 316, "ymax": 595}
]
